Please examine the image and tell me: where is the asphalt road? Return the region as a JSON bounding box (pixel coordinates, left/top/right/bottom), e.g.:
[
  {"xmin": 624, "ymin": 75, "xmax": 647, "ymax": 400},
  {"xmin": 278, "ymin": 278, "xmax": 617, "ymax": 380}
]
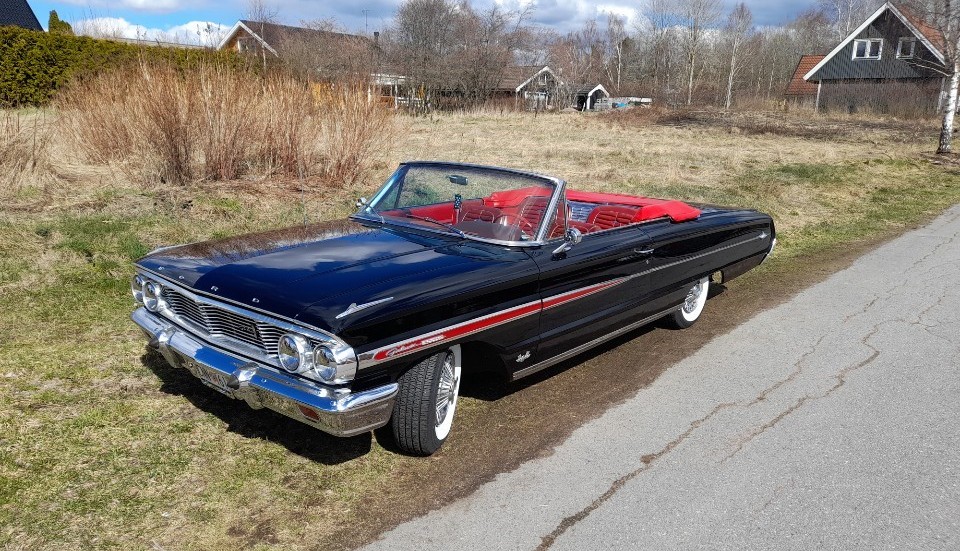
[{"xmin": 364, "ymin": 206, "xmax": 960, "ymax": 551}]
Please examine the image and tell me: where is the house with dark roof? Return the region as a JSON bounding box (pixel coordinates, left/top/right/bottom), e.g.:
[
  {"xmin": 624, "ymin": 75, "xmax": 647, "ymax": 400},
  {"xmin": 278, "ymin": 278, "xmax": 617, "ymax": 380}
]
[
  {"xmin": 793, "ymin": 2, "xmax": 947, "ymax": 116},
  {"xmin": 1, "ymin": 0, "xmax": 43, "ymax": 31},
  {"xmin": 219, "ymin": 19, "xmax": 405, "ymax": 102},
  {"xmin": 217, "ymin": 20, "xmax": 370, "ymax": 58}
]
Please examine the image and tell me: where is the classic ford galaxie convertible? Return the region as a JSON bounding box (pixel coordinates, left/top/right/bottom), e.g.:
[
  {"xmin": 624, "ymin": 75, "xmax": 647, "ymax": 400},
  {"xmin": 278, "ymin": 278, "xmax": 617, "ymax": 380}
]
[{"xmin": 131, "ymin": 162, "xmax": 774, "ymax": 455}]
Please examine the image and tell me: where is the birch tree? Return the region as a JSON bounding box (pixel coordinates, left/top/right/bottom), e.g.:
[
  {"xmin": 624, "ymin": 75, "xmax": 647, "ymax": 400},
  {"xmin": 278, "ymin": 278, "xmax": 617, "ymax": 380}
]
[
  {"xmin": 604, "ymin": 14, "xmax": 628, "ymax": 94},
  {"xmin": 723, "ymin": 3, "xmax": 753, "ymax": 109},
  {"xmin": 898, "ymin": 1, "xmax": 960, "ymax": 152},
  {"xmin": 679, "ymin": 0, "xmax": 721, "ymax": 105},
  {"xmin": 818, "ymin": 0, "xmax": 882, "ymax": 40}
]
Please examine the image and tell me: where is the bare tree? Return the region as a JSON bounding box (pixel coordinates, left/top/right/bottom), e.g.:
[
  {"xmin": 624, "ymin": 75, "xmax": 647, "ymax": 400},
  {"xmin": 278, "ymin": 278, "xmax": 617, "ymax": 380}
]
[
  {"xmin": 723, "ymin": 3, "xmax": 753, "ymax": 109},
  {"xmin": 678, "ymin": 0, "xmax": 722, "ymax": 105},
  {"xmin": 818, "ymin": 0, "xmax": 882, "ymax": 39},
  {"xmin": 604, "ymin": 14, "xmax": 628, "ymax": 94},
  {"xmin": 246, "ymin": 0, "xmax": 279, "ymax": 70},
  {"xmin": 901, "ymin": 1, "xmax": 960, "ymax": 153},
  {"xmin": 548, "ymin": 19, "xmax": 604, "ymax": 105}
]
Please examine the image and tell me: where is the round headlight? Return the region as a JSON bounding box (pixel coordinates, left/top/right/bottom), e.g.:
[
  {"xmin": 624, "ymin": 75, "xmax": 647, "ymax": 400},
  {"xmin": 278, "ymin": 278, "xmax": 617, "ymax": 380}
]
[
  {"xmin": 278, "ymin": 334, "xmax": 312, "ymax": 373},
  {"xmin": 143, "ymin": 281, "xmax": 162, "ymax": 312},
  {"xmin": 314, "ymin": 346, "xmax": 338, "ymax": 382},
  {"xmin": 131, "ymin": 274, "xmax": 146, "ymax": 304}
]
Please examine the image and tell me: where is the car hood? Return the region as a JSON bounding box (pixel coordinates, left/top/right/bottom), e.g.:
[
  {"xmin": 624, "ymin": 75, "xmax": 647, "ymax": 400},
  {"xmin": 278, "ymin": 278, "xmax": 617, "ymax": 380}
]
[{"xmin": 137, "ymin": 219, "xmax": 454, "ymax": 320}]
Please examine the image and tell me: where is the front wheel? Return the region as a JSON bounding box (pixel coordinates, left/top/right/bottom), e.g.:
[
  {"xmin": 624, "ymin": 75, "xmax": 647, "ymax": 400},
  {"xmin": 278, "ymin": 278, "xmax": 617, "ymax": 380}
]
[
  {"xmin": 390, "ymin": 345, "xmax": 462, "ymax": 455},
  {"xmin": 668, "ymin": 276, "xmax": 710, "ymax": 329}
]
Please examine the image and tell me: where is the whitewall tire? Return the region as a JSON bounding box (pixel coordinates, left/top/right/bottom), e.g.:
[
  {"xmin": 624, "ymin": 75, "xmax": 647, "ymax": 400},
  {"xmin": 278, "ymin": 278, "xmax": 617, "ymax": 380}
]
[
  {"xmin": 390, "ymin": 345, "xmax": 462, "ymax": 455},
  {"xmin": 669, "ymin": 276, "xmax": 710, "ymax": 329}
]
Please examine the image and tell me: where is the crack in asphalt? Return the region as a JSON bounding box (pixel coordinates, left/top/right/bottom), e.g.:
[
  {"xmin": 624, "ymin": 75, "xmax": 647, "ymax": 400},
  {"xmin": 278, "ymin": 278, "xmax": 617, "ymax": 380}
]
[
  {"xmin": 535, "ymin": 399, "xmax": 738, "ymax": 551},
  {"xmin": 910, "ymin": 290, "xmax": 956, "ymax": 346},
  {"xmin": 533, "ymin": 220, "xmax": 959, "ymax": 550},
  {"xmin": 536, "ymin": 334, "xmax": 833, "ymax": 550},
  {"xmin": 722, "ymin": 322, "xmax": 885, "ymax": 462}
]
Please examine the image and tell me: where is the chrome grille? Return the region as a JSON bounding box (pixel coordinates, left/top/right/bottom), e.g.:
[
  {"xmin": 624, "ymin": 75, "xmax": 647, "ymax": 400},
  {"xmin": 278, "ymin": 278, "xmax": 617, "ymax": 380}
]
[{"xmin": 161, "ymin": 287, "xmax": 285, "ymax": 356}]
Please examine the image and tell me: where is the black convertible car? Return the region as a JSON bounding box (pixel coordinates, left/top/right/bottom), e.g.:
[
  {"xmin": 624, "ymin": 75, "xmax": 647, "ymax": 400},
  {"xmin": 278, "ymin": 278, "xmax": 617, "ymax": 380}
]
[{"xmin": 131, "ymin": 162, "xmax": 774, "ymax": 455}]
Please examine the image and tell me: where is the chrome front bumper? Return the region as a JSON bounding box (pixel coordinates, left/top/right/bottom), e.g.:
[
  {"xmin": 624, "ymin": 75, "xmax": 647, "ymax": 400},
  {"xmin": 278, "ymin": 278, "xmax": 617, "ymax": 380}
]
[{"xmin": 132, "ymin": 308, "xmax": 398, "ymax": 437}]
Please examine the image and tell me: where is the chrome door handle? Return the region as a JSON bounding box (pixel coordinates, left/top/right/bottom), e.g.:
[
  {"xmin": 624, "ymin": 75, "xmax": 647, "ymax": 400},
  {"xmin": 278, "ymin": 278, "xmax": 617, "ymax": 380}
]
[{"xmin": 634, "ymin": 247, "xmax": 655, "ymax": 256}]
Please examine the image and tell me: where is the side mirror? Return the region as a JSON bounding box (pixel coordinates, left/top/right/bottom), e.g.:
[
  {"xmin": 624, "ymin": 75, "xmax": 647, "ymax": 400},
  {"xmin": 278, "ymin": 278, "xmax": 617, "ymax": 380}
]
[
  {"xmin": 355, "ymin": 197, "xmax": 368, "ymax": 209},
  {"xmin": 552, "ymin": 227, "xmax": 582, "ymax": 256}
]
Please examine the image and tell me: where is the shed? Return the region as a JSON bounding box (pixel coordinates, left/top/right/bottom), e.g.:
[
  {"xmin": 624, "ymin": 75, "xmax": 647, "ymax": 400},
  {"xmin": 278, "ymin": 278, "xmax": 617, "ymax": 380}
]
[{"xmin": 574, "ymin": 84, "xmax": 609, "ymax": 111}]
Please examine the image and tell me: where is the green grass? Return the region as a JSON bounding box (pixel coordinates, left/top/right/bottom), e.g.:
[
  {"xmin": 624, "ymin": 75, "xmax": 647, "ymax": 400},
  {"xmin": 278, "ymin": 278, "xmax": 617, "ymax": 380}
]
[{"xmin": 2, "ymin": 113, "xmax": 960, "ymax": 550}]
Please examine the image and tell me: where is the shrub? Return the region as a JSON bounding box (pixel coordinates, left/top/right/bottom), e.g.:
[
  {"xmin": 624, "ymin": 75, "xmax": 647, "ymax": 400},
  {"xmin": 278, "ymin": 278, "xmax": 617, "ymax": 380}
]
[
  {"xmin": 0, "ymin": 26, "xmax": 240, "ymax": 108},
  {"xmin": 0, "ymin": 112, "xmax": 50, "ymax": 191},
  {"xmin": 57, "ymin": 61, "xmax": 396, "ymax": 188}
]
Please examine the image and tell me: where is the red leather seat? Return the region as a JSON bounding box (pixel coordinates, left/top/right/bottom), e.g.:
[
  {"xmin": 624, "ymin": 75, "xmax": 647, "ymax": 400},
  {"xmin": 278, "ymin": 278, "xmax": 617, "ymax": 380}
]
[
  {"xmin": 586, "ymin": 205, "xmax": 639, "ymax": 230},
  {"xmin": 458, "ymin": 204, "xmax": 502, "ymax": 223},
  {"xmin": 517, "ymin": 196, "xmax": 550, "ymax": 228},
  {"xmin": 569, "ymin": 221, "xmax": 602, "ymax": 234}
]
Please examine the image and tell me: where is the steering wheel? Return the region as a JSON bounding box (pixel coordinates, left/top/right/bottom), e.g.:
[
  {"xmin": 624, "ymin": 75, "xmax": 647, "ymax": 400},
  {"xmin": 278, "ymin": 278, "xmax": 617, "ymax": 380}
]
[{"xmin": 494, "ymin": 214, "xmax": 534, "ymax": 238}]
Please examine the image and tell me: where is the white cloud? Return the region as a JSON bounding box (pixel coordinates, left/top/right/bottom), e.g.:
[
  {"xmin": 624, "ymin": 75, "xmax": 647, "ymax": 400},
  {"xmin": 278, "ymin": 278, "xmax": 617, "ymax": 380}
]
[
  {"xmin": 75, "ymin": 17, "xmax": 229, "ymax": 46},
  {"xmin": 61, "ymin": 0, "xmax": 188, "ymax": 14}
]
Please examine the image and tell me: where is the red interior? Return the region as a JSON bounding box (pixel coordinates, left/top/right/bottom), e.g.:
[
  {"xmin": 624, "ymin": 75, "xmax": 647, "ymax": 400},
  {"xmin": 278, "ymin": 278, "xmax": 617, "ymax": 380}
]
[
  {"xmin": 385, "ymin": 187, "xmax": 701, "ymax": 239},
  {"xmin": 566, "ymin": 190, "xmax": 701, "ymax": 223}
]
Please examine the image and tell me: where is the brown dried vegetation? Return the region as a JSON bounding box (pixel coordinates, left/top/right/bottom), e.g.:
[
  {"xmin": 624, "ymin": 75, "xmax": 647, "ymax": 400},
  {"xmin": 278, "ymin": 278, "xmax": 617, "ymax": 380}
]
[{"xmin": 56, "ymin": 62, "xmax": 395, "ymax": 187}]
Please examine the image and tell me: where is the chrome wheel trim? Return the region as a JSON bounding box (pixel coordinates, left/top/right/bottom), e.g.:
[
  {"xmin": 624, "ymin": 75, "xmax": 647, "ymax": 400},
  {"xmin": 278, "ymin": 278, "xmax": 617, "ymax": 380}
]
[
  {"xmin": 680, "ymin": 277, "xmax": 710, "ymax": 322},
  {"xmin": 434, "ymin": 345, "xmax": 461, "ymax": 440}
]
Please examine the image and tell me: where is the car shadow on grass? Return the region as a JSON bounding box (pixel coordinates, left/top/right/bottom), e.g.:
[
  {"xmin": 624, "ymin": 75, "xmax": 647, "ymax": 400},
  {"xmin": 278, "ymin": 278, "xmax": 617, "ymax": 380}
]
[{"xmin": 140, "ymin": 350, "xmax": 372, "ymax": 464}]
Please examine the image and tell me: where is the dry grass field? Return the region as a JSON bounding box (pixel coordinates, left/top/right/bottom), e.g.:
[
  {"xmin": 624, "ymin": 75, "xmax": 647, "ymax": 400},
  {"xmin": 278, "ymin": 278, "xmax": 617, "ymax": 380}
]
[{"xmin": 2, "ymin": 106, "xmax": 960, "ymax": 550}]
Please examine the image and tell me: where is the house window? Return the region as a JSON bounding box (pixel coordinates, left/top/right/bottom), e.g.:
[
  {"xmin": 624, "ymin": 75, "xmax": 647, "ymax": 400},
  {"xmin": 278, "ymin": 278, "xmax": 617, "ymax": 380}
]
[
  {"xmin": 897, "ymin": 37, "xmax": 916, "ymax": 59},
  {"xmin": 853, "ymin": 38, "xmax": 882, "ymax": 60}
]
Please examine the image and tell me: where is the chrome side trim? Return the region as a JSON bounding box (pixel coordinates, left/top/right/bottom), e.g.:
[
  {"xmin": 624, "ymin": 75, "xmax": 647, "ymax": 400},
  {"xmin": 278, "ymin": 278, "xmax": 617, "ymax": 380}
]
[
  {"xmin": 761, "ymin": 237, "xmax": 776, "ymax": 264},
  {"xmin": 354, "ymin": 232, "xmax": 768, "ymax": 372},
  {"xmin": 133, "ymin": 308, "xmax": 395, "ymax": 437},
  {"xmin": 336, "ymin": 297, "xmax": 394, "ymax": 320},
  {"xmin": 510, "ymin": 307, "xmax": 676, "ymax": 381}
]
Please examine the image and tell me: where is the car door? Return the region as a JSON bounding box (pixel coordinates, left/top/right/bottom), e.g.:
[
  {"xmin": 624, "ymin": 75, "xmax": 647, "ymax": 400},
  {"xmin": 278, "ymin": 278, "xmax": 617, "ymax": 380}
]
[{"xmin": 522, "ymin": 214, "xmax": 655, "ymax": 374}]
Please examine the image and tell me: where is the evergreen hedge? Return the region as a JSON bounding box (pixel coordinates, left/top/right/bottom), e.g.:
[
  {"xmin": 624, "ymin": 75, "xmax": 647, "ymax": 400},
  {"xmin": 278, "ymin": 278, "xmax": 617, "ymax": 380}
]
[{"xmin": 0, "ymin": 27, "xmax": 241, "ymax": 107}]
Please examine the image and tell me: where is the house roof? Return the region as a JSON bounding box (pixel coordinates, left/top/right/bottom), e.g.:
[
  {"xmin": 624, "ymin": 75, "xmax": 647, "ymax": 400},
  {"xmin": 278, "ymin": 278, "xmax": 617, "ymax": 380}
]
[
  {"xmin": 786, "ymin": 55, "xmax": 825, "ymax": 95},
  {"xmin": 0, "ymin": 0, "xmax": 43, "ymax": 31},
  {"xmin": 497, "ymin": 65, "xmax": 561, "ymax": 92},
  {"xmin": 573, "ymin": 84, "xmax": 609, "ymax": 96},
  {"xmin": 217, "ymin": 19, "xmax": 370, "ymax": 56},
  {"xmin": 804, "ymin": 1, "xmax": 945, "ymax": 81}
]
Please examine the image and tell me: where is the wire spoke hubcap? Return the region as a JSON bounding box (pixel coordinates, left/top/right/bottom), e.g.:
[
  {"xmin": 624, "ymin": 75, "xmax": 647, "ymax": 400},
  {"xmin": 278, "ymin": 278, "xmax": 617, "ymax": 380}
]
[
  {"xmin": 683, "ymin": 281, "xmax": 705, "ymax": 313},
  {"xmin": 435, "ymin": 352, "xmax": 458, "ymax": 427}
]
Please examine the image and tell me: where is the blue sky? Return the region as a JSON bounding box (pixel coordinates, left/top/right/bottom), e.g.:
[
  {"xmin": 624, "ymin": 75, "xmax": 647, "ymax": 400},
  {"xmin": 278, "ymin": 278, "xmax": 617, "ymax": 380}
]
[{"xmin": 27, "ymin": 0, "xmax": 820, "ymax": 42}]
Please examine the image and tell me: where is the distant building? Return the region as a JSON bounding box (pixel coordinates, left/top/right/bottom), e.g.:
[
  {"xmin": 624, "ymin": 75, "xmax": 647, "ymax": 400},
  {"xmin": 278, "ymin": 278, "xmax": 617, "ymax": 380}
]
[
  {"xmin": 792, "ymin": 2, "xmax": 947, "ymax": 117},
  {"xmin": 0, "ymin": 0, "xmax": 43, "ymax": 31},
  {"xmin": 785, "ymin": 55, "xmax": 825, "ymax": 108},
  {"xmin": 492, "ymin": 66, "xmax": 564, "ymax": 110},
  {"xmin": 573, "ymin": 84, "xmax": 610, "ymax": 111},
  {"xmin": 217, "ymin": 20, "xmax": 369, "ymax": 59}
]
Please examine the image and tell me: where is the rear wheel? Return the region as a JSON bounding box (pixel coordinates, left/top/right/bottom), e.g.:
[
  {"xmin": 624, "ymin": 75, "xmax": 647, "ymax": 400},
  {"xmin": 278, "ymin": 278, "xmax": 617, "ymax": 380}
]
[
  {"xmin": 390, "ymin": 345, "xmax": 462, "ymax": 456},
  {"xmin": 668, "ymin": 276, "xmax": 710, "ymax": 329}
]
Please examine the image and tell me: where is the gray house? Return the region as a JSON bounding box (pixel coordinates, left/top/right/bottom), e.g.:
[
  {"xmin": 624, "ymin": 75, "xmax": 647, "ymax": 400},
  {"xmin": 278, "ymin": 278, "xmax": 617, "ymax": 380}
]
[
  {"xmin": 0, "ymin": 0, "xmax": 43, "ymax": 31},
  {"xmin": 801, "ymin": 2, "xmax": 946, "ymax": 116}
]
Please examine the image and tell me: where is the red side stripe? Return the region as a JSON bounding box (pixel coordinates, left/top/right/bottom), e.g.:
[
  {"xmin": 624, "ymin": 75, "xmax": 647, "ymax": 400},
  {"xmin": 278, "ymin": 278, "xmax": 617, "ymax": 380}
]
[{"xmin": 369, "ymin": 278, "xmax": 628, "ymax": 362}]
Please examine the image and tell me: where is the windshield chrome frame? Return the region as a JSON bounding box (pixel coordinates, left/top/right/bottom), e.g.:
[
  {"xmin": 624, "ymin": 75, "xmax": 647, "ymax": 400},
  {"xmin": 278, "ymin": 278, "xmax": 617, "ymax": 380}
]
[{"xmin": 350, "ymin": 161, "xmax": 567, "ymax": 248}]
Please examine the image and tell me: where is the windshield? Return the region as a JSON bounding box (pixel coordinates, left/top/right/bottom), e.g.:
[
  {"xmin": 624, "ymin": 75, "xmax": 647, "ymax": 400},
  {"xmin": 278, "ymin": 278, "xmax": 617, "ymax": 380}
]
[{"xmin": 359, "ymin": 163, "xmax": 563, "ymax": 243}]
